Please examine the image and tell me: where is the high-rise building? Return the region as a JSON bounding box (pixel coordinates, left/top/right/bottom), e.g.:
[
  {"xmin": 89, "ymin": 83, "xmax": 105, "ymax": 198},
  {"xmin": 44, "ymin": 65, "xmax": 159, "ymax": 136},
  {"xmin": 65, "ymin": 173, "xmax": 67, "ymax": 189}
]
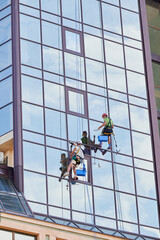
[{"xmin": 0, "ymin": 0, "xmax": 160, "ymax": 239}]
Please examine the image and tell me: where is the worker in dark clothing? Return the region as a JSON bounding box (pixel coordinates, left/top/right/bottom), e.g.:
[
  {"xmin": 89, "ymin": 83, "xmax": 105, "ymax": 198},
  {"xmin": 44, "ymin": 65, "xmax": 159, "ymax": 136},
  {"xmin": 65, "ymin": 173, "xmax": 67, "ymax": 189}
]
[
  {"xmin": 81, "ymin": 131, "xmax": 96, "ymax": 155},
  {"xmin": 98, "ymin": 113, "xmax": 113, "ymax": 149},
  {"xmin": 59, "ymin": 153, "xmax": 69, "ymax": 182}
]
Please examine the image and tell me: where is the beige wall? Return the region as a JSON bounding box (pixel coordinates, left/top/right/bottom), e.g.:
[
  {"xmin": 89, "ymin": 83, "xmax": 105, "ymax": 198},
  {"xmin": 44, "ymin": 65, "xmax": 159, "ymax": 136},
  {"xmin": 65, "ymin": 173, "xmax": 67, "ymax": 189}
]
[
  {"xmin": 0, "ymin": 131, "xmax": 14, "ymax": 167},
  {"xmin": 0, "ymin": 213, "xmax": 125, "ymax": 240}
]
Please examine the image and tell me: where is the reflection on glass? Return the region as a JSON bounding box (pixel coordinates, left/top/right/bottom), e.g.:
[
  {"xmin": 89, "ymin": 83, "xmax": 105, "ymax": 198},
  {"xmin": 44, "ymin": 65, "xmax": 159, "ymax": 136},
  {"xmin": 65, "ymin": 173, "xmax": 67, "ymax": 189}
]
[
  {"xmin": 21, "ymin": 40, "xmax": 41, "ymax": 68},
  {"xmin": 116, "ymin": 192, "xmax": 137, "ymax": 223},
  {"xmin": 45, "ymin": 109, "xmax": 67, "ymax": 139},
  {"xmin": 20, "ymin": 4, "xmax": 40, "ymax": 18},
  {"xmin": 86, "ymin": 59, "xmax": 106, "ymax": 87},
  {"xmin": 122, "ymin": 9, "xmax": 141, "ymax": 40},
  {"xmin": 121, "ymin": 0, "xmax": 139, "ymax": 12},
  {"xmin": 118, "ymin": 221, "xmax": 138, "ymax": 234},
  {"xmin": 44, "ymin": 71, "xmax": 64, "ymax": 85},
  {"xmin": 114, "ymin": 153, "xmax": 133, "ymax": 166},
  {"xmin": 0, "ymin": 77, "xmax": 12, "ymax": 108},
  {"xmin": 132, "ymin": 131, "xmax": 153, "ymax": 160},
  {"xmin": 112, "ymin": 127, "xmax": 132, "ymax": 155},
  {"xmin": 22, "ymin": 75, "xmax": 43, "ymax": 105},
  {"xmin": 0, "ymin": 230, "xmax": 12, "ymax": 240},
  {"xmin": 135, "ymin": 169, "xmax": 156, "ymax": 198},
  {"xmin": 130, "ymin": 105, "xmax": 150, "ymax": 133},
  {"xmin": 64, "ymin": 52, "xmax": 85, "ymax": 81},
  {"xmin": 87, "ymin": 84, "xmax": 107, "ymax": 97},
  {"xmin": 20, "ymin": 14, "xmax": 40, "ymax": 42},
  {"xmin": 21, "ymin": 65, "xmax": 42, "ymax": 79},
  {"xmin": 125, "ymin": 46, "xmax": 144, "ymax": 73},
  {"xmin": 88, "ymin": 93, "xmax": 108, "ymax": 121},
  {"xmin": 41, "ymin": 0, "xmax": 60, "ymax": 15},
  {"xmin": 0, "ymin": 0, "xmax": 10, "ymax": 10},
  {"xmin": 0, "ymin": 104, "xmax": 13, "ymax": 136},
  {"xmin": 82, "ymin": 0, "xmax": 101, "ymax": 28},
  {"xmin": 63, "ymin": 19, "xmax": 82, "ymax": 31},
  {"xmin": 140, "ymin": 226, "xmax": 160, "ymax": 239},
  {"xmin": 65, "ymin": 31, "xmax": 81, "ymax": 53},
  {"xmin": 94, "ymin": 187, "xmax": 115, "ymax": 218},
  {"xmin": 22, "ymin": 103, "xmax": 44, "ymax": 133},
  {"xmin": 0, "ymin": 66, "xmax": 12, "ymax": 81},
  {"xmin": 23, "ymin": 130, "xmax": 44, "ymax": 145},
  {"xmin": 109, "ymin": 99, "xmax": 129, "ymax": 128},
  {"xmin": 129, "ymin": 96, "xmax": 148, "ymax": 108},
  {"xmin": 42, "ymin": 21, "xmax": 62, "ymax": 49},
  {"xmin": 43, "ymin": 46, "xmax": 63, "ymax": 74},
  {"xmin": 84, "ymin": 25, "xmax": 102, "ymax": 37},
  {"xmin": 114, "ymin": 164, "xmax": 135, "ymax": 194},
  {"xmin": 20, "ymin": 0, "xmax": 39, "ymax": 8},
  {"xmin": 105, "ymin": 40, "xmax": 124, "ymax": 67},
  {"xmin": 44, "ymin": 82, "xmax": 65, "ymax": 111},
  {"xmin": 96, "ymin": 216, "xmax": 116, "ymax": 229},
  {"xmin": 92, "ymin": 159, "xmax": 113, "ymax": 189},
  {"xmin": 23, "ymin": 141, "xmax": 45, "ymax": 173},
  {"xmin": 67, "ymin": 114, "xmax": 88, "ymax": 141},
  {"xmin": 0, "ymin": 15, "xmax": 11, "ymax": 45},
  {"xmin": 0, "ymin": 41, "xmax": 12, "ymax": 71},
  {"xmin": 48, "ymin": 177, "xmax": 70, "ymax": 208},
  {"xmin": 42, "ymin": 12, "xmax": 60, "ymax": 25},
  {"xmin": 138, "ymin": 197, "xmax": 159, "ymax": 228},
  {"xmin": 66, "ymin": 78, "xmax": 85, "ymax": 91},
  {"xmin": 72, "ymin": 211, "xmax": 93, "ymax": 224},
  {"xmin": 62, "ymin": 0, "xmax": 81, "ymax": 22},
  {"xmin": 47, "ymin": 147, "xmax": 67, "ymax": 176},
  {"xmin": 108, "ymin": 90, "xmax": 127, "ymax": 102},
  {"xmin": 124, "ymin": 37, "xmax": 142, "ymax": 49},
  {"xmin": 46, "ymin": 136, "xmax": 67, "ymax": 150},
  {"xmin": 107, "ymin": 65, "xmax": 126, "ymax": 93},
  {"xmin": 134, "ymin": 158, "xmax": 153, "ymax": 171},
  {"xmin": 102, "ymin": 3, "xmax": 121, "ymax": 34},
  {"xmin": 104, "ymin": 31, "xmax": 122, "ymax": 43},
  {"xmin": 24, "ymin": 171, "xmax": 46, "ymax": 203},
  {"xmin": 127, "ymin": 71, "xmax": 147, "ymax": 98},
  {"xmin": 69, "ymin": 91, "xmax": 84, "ymax": 114},
  {"xmin": 72, "ymin": 183, "xmax": 93, "ymax": 213},
  {"xmin": 29, "ymin": 201, "xmax": 47, "ymax": 214},
  {"xmin": 84, "ymin": 34, "xmax": 104, "ymax": 62},
  {"xmin": 49, "ymin": 206, "xmax": 70, "ymax": 219}
]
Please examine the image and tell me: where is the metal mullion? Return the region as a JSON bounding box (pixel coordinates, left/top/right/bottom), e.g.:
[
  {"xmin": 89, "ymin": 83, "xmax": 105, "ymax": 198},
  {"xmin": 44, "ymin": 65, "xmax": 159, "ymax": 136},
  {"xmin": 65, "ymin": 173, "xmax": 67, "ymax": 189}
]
[
  {"xmin": 0, "ymin": 101, "xmax": 13, "ymax": 110},
  {"xmin": 0, "ymin": 74, "xmax": 12, "ymax": 82},
  {"xmin": 0, "ymin": 38, "xmax": 11, "ymax": 47},
  {"xmin": 119, "ymin": 0, "xmax": 141, "ymax": 234},
  {"xmin": 59, "ymin": 0, "xmax": 72, "ymax": 221},
  {"xmin": 39, "ymin": 0, "xmax": 49, "ymax": 216},
  {"xmin": 0, "ymin": 13, "xmax": 11, "ymax": 22},
  {"xmin": 0, "ymin": 64, "xmax": 12, "ymax": 73},
  {"xmin": 80, "ymin": 0, "xmax": 96, "ymax": 226},
  {"xmin": 139, "ymin": 0, "xmax": 160, "ymax": 231}
]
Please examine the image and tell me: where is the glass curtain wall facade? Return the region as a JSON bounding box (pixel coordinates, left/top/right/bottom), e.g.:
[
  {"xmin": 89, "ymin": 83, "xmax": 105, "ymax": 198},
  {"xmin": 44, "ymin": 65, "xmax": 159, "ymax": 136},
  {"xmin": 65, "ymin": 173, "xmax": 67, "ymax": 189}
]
[
  {"xmin": 14, "ymin": 0, "xmax": 160, "ymax": 239},
  {"xmin": 0, "ymin": 0, "xmax": 13, "ymax": 136}
]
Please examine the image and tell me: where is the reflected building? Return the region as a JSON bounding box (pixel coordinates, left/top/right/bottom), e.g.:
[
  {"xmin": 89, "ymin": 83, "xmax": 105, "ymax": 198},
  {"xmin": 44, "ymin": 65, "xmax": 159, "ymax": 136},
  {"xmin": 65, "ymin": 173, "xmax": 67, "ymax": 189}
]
[{"xmin": 0, "ymin": 0, "xmax": 160, "ymax": 240}]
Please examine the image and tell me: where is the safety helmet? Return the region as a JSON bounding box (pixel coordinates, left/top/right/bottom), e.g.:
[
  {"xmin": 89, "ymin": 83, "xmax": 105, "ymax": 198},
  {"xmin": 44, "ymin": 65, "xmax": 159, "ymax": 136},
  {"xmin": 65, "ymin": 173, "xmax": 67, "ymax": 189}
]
[{"xmin": 102, "ymin": 113, "xmax": 107, "ymax": 118}]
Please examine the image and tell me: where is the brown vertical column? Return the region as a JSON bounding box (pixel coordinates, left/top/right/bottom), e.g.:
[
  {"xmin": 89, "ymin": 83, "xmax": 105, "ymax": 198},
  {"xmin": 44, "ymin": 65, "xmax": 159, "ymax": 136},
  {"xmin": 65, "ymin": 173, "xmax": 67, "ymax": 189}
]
[
  {"xmin": 139, "ymin": 0, "xmax": 160, "ymax": 208},
  {"xmin": 12, "ymin": 0, "xmax": 23, "ymax": 192}
]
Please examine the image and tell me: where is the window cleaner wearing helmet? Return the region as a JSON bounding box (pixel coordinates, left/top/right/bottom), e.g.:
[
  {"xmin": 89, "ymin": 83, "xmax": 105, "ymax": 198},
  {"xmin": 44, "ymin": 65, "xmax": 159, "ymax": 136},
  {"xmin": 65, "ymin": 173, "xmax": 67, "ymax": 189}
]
[
  {"xmin": 63, "ymin": 141, "xmax": 84, "ymax": 180},
  {"xmin": 98, "ymin": 113, "xmax": 113, "ymax": 149}
]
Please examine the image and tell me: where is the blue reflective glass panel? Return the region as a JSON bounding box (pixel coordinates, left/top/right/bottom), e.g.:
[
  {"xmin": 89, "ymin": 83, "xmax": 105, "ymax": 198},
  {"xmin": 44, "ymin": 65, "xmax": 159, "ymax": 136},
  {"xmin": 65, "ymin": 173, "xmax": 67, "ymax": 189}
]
[
  {"xmin": 0, "ymin": 76, "xmax": 12, "ymax": 108},
  {"xmin": 20, "ymin": 14, "xmax": 40, "ymax": 42},
  {"xmin": 24, "ymin": 171, "xmax": 46, "ymax": 203},
  {"xmin": 21, "ymin": 40, "xmax": 41, "ymax": 68},
  {"xmin": 0, "ymin": 15, "xmax": 11, "ymax": 45},
  {"xmin": 82, "ymin": 0, "xmax": 101, "ymax": 28},
  {"xmin": 45, "ymin": 109, "xmax": 67, "ymax": 139},
  {"xmin": 0, "ymin": 0, "xmax": 10, "ymax": 10},
  {"xmin": 43, "ymin": 47, "xmax": 63, "ymax": 75},
  {"xmin": 20, "ymin": 0, "xmax": 39, "ymax": 8},
  {"xmin": 121, "ymin": 0, "xmax": 139, "ymax": 12},
  {"xmin": 0, "ymin": 104, "xmax": 13, "ymax": 136},
  {"xmin": 22, "ymin": 75, "xmax": 43, "ymax": 105},
  {"xmin": 42, "ymin": 21, "xmax": 62, "ymax": 49},
  {"xmin": 0, "ymin": 41, "xmax": 12, "ymax": 71},
  {"xmin": 105, "ymin": 41, "xmax": 124, "ymax": 67},
  {"xmin": 62, "ymin": 0, "xmax": 81, "ymax": 22},
  {"xmin": 41, "ymin": 0, "xmax": 60, "ymax": 15},
  {"xmin": 0, "ymin": 66, "xmax": 12, "ymax": 81},
  {"xmin": 22, "ymin": 103, "xmax": 44, "ymax": 133},
  {"xmin": 102, "ymin": 3, "xmax": 121, "ymax": 34},
  {"xmin": 23, "ymin": 141, "xmax": 45, "ymax": 173}
]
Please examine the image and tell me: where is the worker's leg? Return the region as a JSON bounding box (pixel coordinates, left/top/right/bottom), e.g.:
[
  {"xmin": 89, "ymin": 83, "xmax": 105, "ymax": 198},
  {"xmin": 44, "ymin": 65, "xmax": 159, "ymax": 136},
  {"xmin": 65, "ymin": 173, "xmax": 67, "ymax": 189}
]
[
  {"xmin": 63, "ymin": 162, "xmax": 74, "ymax": 177},
  {"xmin": 108, "ymin": 135, "xmax": 111, "ymax": 149},
  {"xmin": 72, "ymin": 165, "xmax": 77, "ymax": 176}
]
